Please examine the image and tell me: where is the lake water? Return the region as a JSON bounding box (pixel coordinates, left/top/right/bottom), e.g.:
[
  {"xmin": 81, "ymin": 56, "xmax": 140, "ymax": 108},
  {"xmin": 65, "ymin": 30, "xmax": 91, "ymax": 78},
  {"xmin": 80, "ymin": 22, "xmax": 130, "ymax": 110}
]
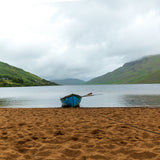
[{"xmin": 0, "ymin": 84, "xmax": 160, "ymax": 108}]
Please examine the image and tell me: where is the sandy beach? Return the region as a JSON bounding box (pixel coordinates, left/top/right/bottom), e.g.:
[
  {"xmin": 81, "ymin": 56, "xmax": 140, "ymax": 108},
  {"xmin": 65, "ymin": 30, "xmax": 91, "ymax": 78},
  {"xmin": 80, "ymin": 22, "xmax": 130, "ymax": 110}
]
[{"xmin": 0, "ymin": 108, "xmax": 160, "ymax": 160}]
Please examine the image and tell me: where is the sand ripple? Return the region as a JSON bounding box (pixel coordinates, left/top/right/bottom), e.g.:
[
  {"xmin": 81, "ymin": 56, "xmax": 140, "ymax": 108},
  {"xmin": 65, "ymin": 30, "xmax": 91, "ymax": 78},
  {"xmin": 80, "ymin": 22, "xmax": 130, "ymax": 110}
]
[{"xmin": 0, "ymin": 108, "xmax": 160, "ymax": 159}]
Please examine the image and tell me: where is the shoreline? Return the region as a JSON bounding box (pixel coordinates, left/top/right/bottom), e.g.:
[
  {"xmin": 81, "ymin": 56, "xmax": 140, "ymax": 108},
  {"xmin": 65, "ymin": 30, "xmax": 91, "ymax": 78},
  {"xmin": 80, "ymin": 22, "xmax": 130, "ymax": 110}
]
[{"xmin": 0, "ymin": 108, "xmax": 160, "ymax": 159}]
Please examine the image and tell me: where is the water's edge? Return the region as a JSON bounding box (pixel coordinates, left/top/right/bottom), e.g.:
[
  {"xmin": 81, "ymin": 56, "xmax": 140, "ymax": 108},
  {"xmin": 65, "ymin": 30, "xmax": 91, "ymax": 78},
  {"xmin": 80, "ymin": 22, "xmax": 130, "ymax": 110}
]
[{"xmin": 0, "ymin": 84, "xmax": 160, "ymax": 108}]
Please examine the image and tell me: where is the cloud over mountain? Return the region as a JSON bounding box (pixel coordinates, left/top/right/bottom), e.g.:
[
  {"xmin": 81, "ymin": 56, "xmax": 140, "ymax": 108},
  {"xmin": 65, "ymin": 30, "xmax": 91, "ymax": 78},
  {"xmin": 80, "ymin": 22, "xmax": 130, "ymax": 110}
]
[{"xmin": 0, "ymin": 0, "xmax": 160, "ymax": 80}]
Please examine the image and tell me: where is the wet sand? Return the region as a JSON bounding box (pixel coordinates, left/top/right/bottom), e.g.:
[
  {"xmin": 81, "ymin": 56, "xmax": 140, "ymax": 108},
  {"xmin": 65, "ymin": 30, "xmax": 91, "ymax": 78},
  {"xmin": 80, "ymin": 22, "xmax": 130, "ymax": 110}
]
[{"xmin": 0, "ymin": 108, "xmax": 160, "ymax": 160}]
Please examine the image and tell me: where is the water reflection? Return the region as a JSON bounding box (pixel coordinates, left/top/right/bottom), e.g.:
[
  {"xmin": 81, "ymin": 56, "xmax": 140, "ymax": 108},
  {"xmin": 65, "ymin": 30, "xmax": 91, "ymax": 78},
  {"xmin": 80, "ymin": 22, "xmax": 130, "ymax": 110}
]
[
  {"xmin": 123, "ymin": 95, "xmax": 160, "ymax": 107},
  {"xmin": 0, "ymin": 98, "xmax": 24, "ymax": 108},
  {"xmin": 1, "ymin": 85, "xmax": 160, "ymax": 108},
  {"xmin": 0, "ymin": 98, "xmax": 58, "ymax": 108},
  {"xmin": 1, "ymin": 95, "xmax": 160, "ymax": 108}
]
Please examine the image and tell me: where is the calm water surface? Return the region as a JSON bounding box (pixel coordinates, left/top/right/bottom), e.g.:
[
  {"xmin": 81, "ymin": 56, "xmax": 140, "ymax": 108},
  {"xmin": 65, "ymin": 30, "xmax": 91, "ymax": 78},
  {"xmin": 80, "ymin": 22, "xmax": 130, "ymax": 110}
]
[{"xmin": 0, "ymin": 84, "xmax": 160, "ymax": 108}]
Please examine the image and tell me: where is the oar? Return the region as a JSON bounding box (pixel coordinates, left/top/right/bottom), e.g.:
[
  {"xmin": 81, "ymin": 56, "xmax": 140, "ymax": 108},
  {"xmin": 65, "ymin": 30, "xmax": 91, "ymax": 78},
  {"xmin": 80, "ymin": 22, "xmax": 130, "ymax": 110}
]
[
  {"xmin": 82, "ymin": 93, "xmax": 93, "ymax": 97},
  {"xmin": 82, "ymin": 93, "xmax": 103, "ymax": 97}
]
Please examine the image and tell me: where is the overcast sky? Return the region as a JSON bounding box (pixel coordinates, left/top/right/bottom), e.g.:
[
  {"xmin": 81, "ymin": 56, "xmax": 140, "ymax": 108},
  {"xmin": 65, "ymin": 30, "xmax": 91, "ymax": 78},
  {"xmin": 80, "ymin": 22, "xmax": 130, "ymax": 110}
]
[{"xmin": 0, "ymin": 0, "xmax": 160, "ymax": 81}]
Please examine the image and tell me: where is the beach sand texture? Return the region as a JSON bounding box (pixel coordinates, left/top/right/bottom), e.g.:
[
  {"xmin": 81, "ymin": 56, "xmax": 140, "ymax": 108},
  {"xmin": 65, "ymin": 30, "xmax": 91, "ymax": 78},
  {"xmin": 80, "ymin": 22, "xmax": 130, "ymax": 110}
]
[{"xmin": 0, "ymin": 108, "xmax": 160, "ymax": 160}]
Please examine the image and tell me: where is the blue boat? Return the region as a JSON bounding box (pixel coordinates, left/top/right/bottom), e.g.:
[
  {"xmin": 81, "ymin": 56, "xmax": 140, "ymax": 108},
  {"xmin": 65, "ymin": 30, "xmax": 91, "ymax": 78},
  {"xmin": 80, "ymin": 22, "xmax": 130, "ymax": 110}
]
[{"xmin": 60, "ymin": 94, "xmax": 82, "ymax": 108}]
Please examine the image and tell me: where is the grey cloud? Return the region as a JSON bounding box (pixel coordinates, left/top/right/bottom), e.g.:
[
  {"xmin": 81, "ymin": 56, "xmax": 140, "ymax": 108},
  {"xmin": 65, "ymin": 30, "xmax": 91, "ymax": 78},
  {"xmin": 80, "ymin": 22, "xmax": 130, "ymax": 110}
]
[{"xmin": 0, "ymin": 0, "xmax": 160, "ymax": 80}]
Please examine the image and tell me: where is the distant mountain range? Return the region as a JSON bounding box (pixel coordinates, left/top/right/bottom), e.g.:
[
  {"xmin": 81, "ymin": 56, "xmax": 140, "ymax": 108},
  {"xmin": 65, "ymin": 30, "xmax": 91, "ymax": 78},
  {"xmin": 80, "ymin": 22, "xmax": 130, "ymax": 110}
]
[
  {"xmin": 53, "ymin": 78, "xmax": 85, "ymax": 85},
  {"xmin": 2, "ymin": 54, "xmax": 160, "ymax": 87},
  {"xmin": 86, "ymin": 54, "xmax": 160, "ymax": 84},
  {"xmin": 0, "ymin": 61, "xmax": 57, "ymax": 87}
]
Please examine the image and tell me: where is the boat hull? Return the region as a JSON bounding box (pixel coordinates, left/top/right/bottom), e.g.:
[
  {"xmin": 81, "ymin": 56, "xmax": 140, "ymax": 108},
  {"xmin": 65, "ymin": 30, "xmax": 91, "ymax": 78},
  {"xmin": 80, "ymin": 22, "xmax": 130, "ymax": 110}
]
[{"xmin": 60, "ymin": 94, "xmax": 82, "ymax": 108}]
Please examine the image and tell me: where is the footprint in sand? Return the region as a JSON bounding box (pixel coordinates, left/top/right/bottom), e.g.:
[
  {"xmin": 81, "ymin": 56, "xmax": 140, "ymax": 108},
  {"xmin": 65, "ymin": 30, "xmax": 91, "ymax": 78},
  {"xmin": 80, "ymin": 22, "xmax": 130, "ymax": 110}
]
[
  {"xmin": 62, "ymin": 148, "xmax": 82, "ymax": 158},
  {"xmin": 89, "ymin": 154, "xmax": 107, "ymax": 160},
  {"xmin": 70, "ymin": 143, "xmax": 82, "ymax": 149},
  {"xmin": 130, "ymin": 151, "xmax": 157, "ymax": 159}
]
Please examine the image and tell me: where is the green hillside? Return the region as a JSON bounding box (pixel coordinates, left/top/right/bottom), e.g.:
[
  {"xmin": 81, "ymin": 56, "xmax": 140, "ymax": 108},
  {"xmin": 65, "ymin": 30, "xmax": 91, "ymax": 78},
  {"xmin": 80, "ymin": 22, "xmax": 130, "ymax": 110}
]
[
  {"xmin": 0, "ymin": 61, "xmax": 57, "ymax": 87},
  {"xmin": 86, "ymin": 54, "xmax": 160, "ymax": 84}
]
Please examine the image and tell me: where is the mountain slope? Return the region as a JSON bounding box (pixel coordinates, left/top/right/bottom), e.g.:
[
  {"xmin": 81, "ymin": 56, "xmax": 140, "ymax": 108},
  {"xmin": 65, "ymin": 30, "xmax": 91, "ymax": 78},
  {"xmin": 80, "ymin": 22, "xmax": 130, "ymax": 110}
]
[
  {"xmin": 0, "ymin": 61, "xmax": 57, "ymax": 87},
  {"xmin": 86, "ymin": 54, "xmax": 160, "ymax": 84},
  {"xmin": 53, "ymin": 78, "xmax": 85, "ymax": 85}
]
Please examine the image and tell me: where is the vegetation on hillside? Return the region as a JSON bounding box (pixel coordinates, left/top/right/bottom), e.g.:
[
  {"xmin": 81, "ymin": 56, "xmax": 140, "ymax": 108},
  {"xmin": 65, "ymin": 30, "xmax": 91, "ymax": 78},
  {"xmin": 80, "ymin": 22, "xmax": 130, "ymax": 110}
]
[
  {"xmin": 86, "ymin": 54, "xmax": 160, "ymax": 84},
  {"xmin": 0, "ymin": 61, "xmax": 57, "ymax": 87}
]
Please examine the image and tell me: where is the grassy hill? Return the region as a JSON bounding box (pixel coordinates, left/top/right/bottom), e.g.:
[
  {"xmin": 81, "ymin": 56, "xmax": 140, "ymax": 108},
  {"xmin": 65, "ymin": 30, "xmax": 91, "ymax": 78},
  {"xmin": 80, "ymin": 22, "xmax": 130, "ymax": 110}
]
[
  {"xmin": 53, "ymin": 78, "xmax": 85, "ymax": 85},
  {"xmin": 86, "ymin": 54, "xmax": 160, "ymax": 84},
  {"xmin": 0, "ymin": 61, "xmax": 57, "ymax": 87}
]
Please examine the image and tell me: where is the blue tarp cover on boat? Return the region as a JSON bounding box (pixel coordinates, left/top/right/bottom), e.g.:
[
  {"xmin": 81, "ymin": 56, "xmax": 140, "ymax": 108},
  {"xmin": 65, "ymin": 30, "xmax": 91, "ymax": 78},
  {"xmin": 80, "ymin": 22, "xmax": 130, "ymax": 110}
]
[{"xmin": 60, "ymin": 94, "xmax": 82, "ymax": 107}]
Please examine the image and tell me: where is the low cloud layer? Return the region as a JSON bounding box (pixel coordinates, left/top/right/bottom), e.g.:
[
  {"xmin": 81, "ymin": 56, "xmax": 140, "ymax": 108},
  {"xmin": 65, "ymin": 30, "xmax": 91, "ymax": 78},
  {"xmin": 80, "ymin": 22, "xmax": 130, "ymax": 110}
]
[{"xmin": 0, "ymin": 0, "xmax": 160, "ymax": 80}]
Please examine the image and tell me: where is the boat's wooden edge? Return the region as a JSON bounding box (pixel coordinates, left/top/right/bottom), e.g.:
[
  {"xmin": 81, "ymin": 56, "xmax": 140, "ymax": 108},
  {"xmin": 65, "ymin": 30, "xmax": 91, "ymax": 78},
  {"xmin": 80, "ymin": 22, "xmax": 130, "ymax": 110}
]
[{"xmin": 60, "ymin": 94, "xmax": 82, "ymax": 100}]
